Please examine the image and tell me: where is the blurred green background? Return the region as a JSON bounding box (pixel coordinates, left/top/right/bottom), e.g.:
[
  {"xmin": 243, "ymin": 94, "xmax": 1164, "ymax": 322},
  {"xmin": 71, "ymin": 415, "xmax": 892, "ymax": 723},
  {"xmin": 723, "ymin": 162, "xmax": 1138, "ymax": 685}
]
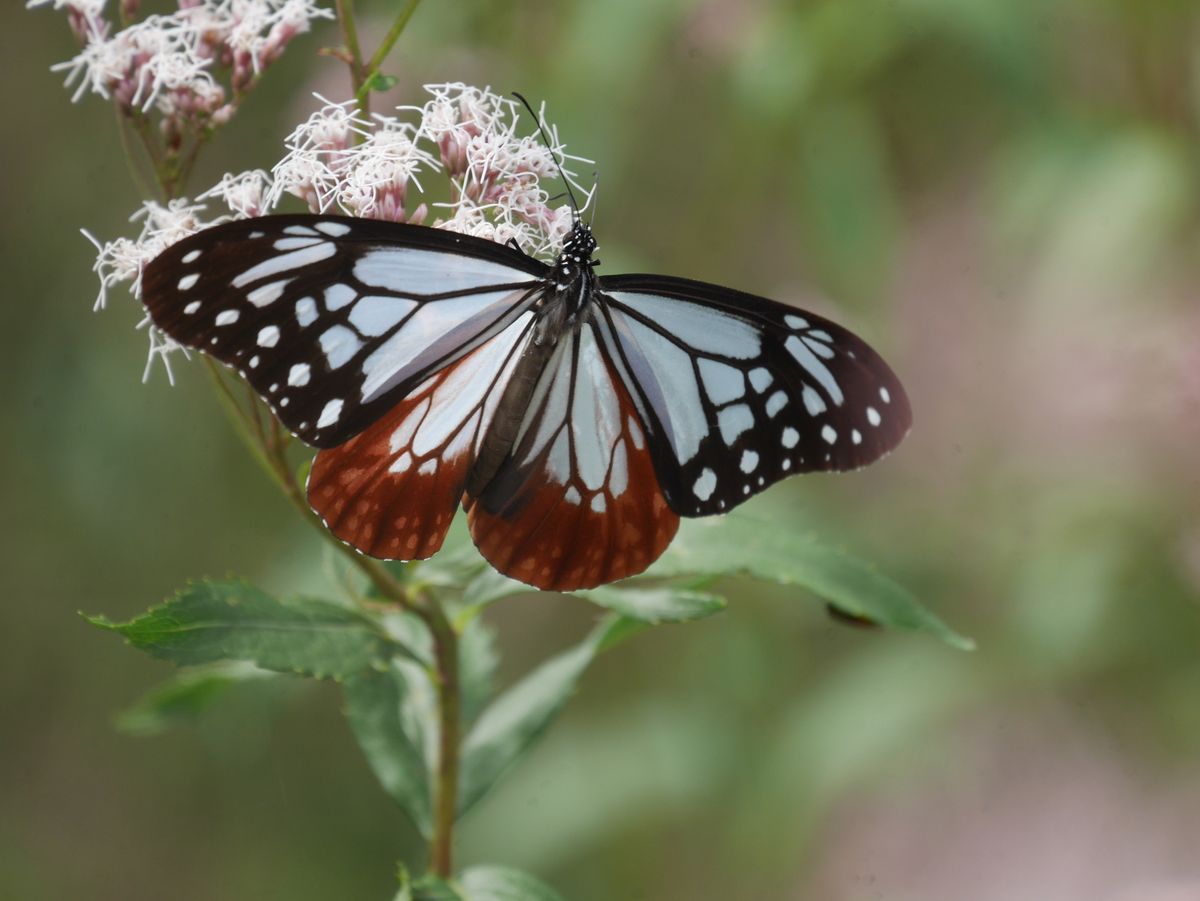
[{"xmin": 6, "ymin": 1, "xmax": 1200, "ymax": 899}]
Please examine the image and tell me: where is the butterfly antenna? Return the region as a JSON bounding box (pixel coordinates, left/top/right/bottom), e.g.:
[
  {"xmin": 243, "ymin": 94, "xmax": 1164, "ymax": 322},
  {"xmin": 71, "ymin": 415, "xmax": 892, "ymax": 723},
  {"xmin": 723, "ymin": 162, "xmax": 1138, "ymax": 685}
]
[
  {"xmin": 512, "ymin": 91, "xmax": 580, "ymax": 219},
  {"xmin": 589, "ymin": 170, "xmax": 599, "ymax": 228}
]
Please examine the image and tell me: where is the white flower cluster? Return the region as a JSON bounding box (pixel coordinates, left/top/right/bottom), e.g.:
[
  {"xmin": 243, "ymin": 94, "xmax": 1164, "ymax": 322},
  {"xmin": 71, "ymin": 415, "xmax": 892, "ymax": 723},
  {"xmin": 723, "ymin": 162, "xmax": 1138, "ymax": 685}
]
[
  {"xmin": 34, "ymin": 0, "xmax": 332, "ymax": 118},
  {"xmin": 87, "ymin": 84, "xmax": 593, "ymax": 381}
]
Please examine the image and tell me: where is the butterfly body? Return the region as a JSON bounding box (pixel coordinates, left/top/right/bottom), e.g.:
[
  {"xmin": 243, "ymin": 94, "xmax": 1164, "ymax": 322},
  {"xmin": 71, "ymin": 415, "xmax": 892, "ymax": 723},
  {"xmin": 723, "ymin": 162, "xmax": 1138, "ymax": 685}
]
[{"xmin": 143, "ymin": 213, "xmax": 911, "ymax": 591}]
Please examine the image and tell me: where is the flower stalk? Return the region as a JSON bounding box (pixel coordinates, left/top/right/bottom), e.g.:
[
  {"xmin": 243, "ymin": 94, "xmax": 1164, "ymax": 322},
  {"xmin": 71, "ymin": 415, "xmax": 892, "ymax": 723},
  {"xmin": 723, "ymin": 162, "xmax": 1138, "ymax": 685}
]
[{"xmin": 47, "ymin": 0, "xmax": 588, "ymax": 881}]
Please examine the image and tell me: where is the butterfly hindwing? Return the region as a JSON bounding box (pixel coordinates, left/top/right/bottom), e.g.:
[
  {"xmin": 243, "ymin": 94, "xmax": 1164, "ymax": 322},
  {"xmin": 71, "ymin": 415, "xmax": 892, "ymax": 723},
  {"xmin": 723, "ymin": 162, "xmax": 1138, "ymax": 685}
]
[
  {"xmin": 465, "ymin": 320, "xmax": 679, "ymax": 591},
  {"xmin": 307, "ymin": 312, "xmax": 535, "ymax": 559},
  {"xmin": 596, "ymin": 274, "xmax": 912, "ymax": 517},
  {"xmin": 142, "ymin": 215, "xmax": 546, "ymax": 447}
]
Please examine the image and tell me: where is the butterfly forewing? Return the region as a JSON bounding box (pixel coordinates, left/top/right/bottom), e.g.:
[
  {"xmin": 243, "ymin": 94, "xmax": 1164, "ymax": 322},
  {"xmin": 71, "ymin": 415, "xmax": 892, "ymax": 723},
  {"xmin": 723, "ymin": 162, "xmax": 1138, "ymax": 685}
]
[
  {"xmin": 142, "ymin": 215, "xmax": 547, "ymax": 447},
  {"xmin": 307, "ymin": 312, "xmax": 535, "ymax": 560},
  {"xmin": 596, "ymin": 274, "xmax": 912, "ymax": 517}
]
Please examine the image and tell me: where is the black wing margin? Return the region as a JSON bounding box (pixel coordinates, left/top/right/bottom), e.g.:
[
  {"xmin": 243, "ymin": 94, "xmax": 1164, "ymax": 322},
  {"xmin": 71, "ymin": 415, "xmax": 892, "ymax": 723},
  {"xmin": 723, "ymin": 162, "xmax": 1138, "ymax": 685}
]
[
  {"xmin": 142, "ymin": 214, "xmax": 548, "ymax": 447},
  {"xmin": 594, "ymin": 273, "xmax": 912, "ymax": 517}
]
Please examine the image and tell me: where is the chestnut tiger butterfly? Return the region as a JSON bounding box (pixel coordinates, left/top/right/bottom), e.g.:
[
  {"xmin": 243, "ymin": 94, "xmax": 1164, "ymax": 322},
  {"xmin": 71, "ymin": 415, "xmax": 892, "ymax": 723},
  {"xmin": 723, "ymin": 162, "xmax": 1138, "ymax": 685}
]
[{"xmin": 142, "ymin": 121, "xmax": 911, "ymax": 591}]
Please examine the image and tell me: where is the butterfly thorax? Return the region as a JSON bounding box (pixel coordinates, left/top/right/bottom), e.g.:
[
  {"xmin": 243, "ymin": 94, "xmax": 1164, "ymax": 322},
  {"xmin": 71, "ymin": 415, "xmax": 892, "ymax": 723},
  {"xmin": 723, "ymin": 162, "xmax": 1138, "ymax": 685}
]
[
  {"xmin": 471, "ymin": 221, "xmax": 600, "ymax": 497},
  {"xmin": 532, "ymin": 220, "xmax": 599, "ymax": 347}
]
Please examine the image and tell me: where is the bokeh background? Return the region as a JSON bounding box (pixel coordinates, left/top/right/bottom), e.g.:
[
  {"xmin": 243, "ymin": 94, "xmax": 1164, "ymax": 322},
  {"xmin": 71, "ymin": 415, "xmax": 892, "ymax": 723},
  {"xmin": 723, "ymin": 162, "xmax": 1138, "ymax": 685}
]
[{"xmin": 6, "ymin": 1, "xmax": 1200, "ymax": 899}]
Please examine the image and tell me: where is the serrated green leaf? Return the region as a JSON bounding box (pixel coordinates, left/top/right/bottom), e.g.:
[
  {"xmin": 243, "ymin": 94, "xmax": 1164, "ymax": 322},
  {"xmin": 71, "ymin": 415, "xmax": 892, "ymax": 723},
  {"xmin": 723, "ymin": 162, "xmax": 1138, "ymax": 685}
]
[
  {"xmin": 652, "ymin": 512, "xmax": 973, "ymax": 649},
  {"xmin": 115, "ymin": 662, "xmax": 277, "ymax": 736},
  {"xmin": 577, "ymin": 584, "xmax": 726, "ymax": 624},
  {"xmin": 343, "ymin": 664, "xmax": 433, "ymax": 837},
  {"xmin": 459, "ymin": 865, "xmax": 567, "ymax": 901},
  {"xmin": 457, "ymin": 616, "xmax": 620, "ymax": 817},
  {"xmin": 87, "ymin": 579, "xmax": 417, "ymax": 678}
]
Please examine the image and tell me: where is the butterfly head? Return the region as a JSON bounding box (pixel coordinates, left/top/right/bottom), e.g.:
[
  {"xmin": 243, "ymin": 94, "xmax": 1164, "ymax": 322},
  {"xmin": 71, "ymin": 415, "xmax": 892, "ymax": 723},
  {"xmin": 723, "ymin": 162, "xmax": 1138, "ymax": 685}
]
[{"xmin": 555, "ymin": 220, "xmax": 598, "ymax": 285}]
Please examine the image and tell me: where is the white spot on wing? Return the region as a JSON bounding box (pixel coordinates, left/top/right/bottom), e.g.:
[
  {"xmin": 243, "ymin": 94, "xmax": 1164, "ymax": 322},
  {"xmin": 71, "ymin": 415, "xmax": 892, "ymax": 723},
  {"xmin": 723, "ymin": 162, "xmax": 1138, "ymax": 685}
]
[
  {"xmin": 821, "ymin": 425, "xmax": 838, "ymax": 444},
  {"xmin": 785, "ymin": 314, "xmax": 809, "ymax": 330},
  {"xmin": 295, "ymin": 297, "xmax": 318, "ymax": 327},
  {"xmin": 274, "ymin": 236, "xmax": 322, "ymax": 251},
  {"xmin": 693, "ymin": 467, "xmax": 717, "ymax": 501},
  {"xmin": 740, "ymin": 449, "xmax": 759, "ymax": 473},
  {"xmin": 177, "ymin": 273, "xmax": 199, "ymax": 291},
  {"xmin": 247, "ymin": 280, "xmax": 290, "ymax": 308},
  {"xmin": 316, "ymin": 220, "xmax": 352, "ymax": 236},
  {"xmin": 232, "ymin": 242, "xmax": 334, "ymax": 288},
  {"xmin": 867, "ymin": 406, "xmax": 881, "ymax": 426},
  {"xmin": 718, "ymin": 404, "xmax": 753, "ymax": 446},
  {"xmin": 319, "ymin": 325, "xmax": 362, "ymax": 369},
  {"xmin": 316, "ymin": 398, "xmax": 343, "ymax": 428},
  {"xmin": 802, "ymin": 335, "xmax": 835, "ymax": 359},
  {"xmin": 627, "ymin": 415, "xmax": 645, "ymax": 450},
  {"xmin": 699, "ymin": 358, "xmax": 745, "ymax": 405},
  {"xmin": 785, "ymin": 335, "xmax": 844, "ymax": 405},
  {"xmin": 880, "ymin": 387, "xmax": 891, "ymax": 404},
  {"xmin": 590, "ymin": 494, "xmax": 607, "ymax": 513},
  {"xmin": 766, "ymin": 390, "xmax": 787, "ymax": 418},
  {"xmin": 257, "ymin": 325, "xmax": 280, "ymax": 348},
  {"xmin": 182, "ymin": 249, "xmax": 201, "ymax": 263},
  {"xmin": 324, "ymin": 283, "xmax": 356, "ymax": 311},
  {"xmin": 852, "ymin": 429, "xmax": 862, "ymax": 445},
  {"xmin": 611, "ymin": 292, "xmax": 761, "ymax": 359},
  {"xmin": 183, "ymin": 301, "xmax": 201, "ymax": 315},
  {"xmin": 287, "ymin": 363, "xmax": 311, "ymax": 386},
  {"xmin": 802, "ymin": 385, "xmax": 826, "ymax": 416},
  {"xmin": 354, "ymin": 247, "xmax": 529, "ymax": 295},
  {"xmin": 782, "ymin": 427, "xmax": 799, "ymax": 448},
  {"xmin": 214, "ymin": 310, "xmax": 239, "ymax": 326},
  {"xmin": 348, "ymin": 295, "xmax": 417, "ymax": 337},
  {"xmin": 609, "ymin": 439, "xmax": 629, "ymax": 495},
  {"xmin": 749, "ymin": 367, "xmax": 773, "ymax": 393}
]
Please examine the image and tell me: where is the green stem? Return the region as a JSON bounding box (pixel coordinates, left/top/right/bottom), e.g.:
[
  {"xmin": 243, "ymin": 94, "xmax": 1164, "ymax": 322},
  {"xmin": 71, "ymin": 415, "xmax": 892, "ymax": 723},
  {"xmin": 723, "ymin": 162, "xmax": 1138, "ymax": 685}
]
[
  {"xmin": 335, "ymin": 0, "xmax": 366, "ymax": 100},
  {"xmin": 422, "ymin": 594, "xmax": 461, "ymax": 877},
  {"xmin": 353, "ymin": 0, "xmax": 424, "ymax": 114}
]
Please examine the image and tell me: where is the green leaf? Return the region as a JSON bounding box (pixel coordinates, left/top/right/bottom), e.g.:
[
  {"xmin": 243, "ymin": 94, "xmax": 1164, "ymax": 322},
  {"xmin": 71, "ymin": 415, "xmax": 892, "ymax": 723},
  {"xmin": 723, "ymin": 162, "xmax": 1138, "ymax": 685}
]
[
  {"xmin": 652, "ymin": 512, "xmax": 973, "ymax": 650},
  {"xmin": 411, "ymin": 876, "xmax": 462, "ymax": 901},
  {"xmin": 87, "ymin": 579, "xmax": 416, "ymax": 678},
  {"xmin": 461, "ymin": 567, "xmax": 529, "ymax": 610},
  {"xmin": 459, "ymin": 616, "xmax": 499, "ymax": 726},
  {"xmin": 406, "ymin": 866, "xmax": 566, "ymax": 901},
  {"xmin": 458, "ymin": 615, "xmax": 631, "ymax": 816},
  {"xmin": 366, "ymin": 71, "xmax": 400, "ymax": 92},
  {"xmin": 343, "ymin": 664, "xmax": 433, "ymax": 837},
  {"xmin": 459, "ymin": 865, "xmax": 567, "ymax": 901},
  {"xmin": 115, "ymin": 662, "xmax": 276, "ymax": 736},
  {"xmin": 577, "ymin": 584, "xmax": 726, "ymax": 624}
]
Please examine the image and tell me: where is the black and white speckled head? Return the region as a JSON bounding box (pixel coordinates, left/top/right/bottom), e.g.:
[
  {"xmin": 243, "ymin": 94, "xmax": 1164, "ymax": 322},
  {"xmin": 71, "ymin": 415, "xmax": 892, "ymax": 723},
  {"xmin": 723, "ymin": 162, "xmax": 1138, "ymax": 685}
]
[{"xmin": 553, "ymin": 220, "xmax": 598, "ymax": 287}]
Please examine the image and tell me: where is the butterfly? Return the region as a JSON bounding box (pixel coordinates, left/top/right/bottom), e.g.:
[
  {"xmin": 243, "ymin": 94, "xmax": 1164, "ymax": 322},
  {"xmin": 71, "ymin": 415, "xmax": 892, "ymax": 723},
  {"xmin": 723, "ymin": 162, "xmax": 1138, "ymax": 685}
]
[{"xmin": 142, "ymin": 209, "xmax": 911, "ymax": 591}]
